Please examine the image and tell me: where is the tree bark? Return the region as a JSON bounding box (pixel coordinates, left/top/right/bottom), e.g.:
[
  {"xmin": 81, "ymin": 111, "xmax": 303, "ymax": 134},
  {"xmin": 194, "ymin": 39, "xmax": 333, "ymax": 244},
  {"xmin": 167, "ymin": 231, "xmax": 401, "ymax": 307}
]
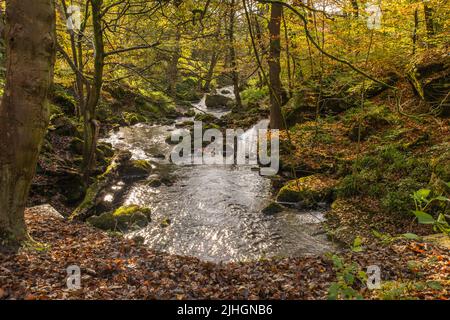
[
  {"xmin": 228, "ymin": 0, "xmax": 242, "ymax": 108},
  {"xmin": 0, "ymin": 0, "xmax": 56, "ymax": 245},
  {"xmin": 204, "ymin": 51, "xmax": 219, "ymax": 92},
  {"xmin": 412, "ymin": 8, "xmax": 419, "ymax": 54},
  {"xmin": 424, "ymin": 4, "xmax": 435, "ymax": 37},
  {"xmin": 82, "ymin": 0, "xmax": 104, "ymax": 181},
  {"xmin": 350, "ymin": 0, "xmax": 359, "ymax": 18},
  {"xmin": 268, "ymin": 3, "xmax": 283, "ymax": 129},
  {"xmin": 167, "ymin": 28, "xmax": 181, "ymax": 96}
]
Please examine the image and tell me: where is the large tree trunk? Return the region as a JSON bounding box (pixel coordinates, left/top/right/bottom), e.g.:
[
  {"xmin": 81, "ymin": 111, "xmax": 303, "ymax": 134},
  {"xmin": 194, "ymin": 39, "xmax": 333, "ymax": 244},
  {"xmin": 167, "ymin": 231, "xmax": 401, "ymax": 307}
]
[
  {"xmin": 228, "ymin": 0, "xmax": 242, "ymax": 108},
  {"xmin": 0, "ymin": 0, "xmax": 56, "ymax": 245},
  {"xmin": 268, "ymin": 3, "xmax": 284, "ymax": 129},
  {"xmin": 82, "ymin": 0, "xmax": 104, "ymax": 181}
]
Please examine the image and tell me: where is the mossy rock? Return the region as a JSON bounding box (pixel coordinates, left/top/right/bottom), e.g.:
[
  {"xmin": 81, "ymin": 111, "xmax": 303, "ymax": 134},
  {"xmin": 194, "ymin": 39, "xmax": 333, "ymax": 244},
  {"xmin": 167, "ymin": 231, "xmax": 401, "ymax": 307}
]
[
  {"xmin": 262, "ymin": 202, "xmax": 284, "ymax": 215},
  {"xmin": 121, "ymin": 159, "xmax": 152, "ymax": 178},
  {"xmin": 194, "ymin": 113, "xmax": 218, "ymax": 123},
  {"xmin": 205, "ymin": 94, "xmax": 233, "ymax": 109},
  {"xmin": 87, "ymin": 205, "xmax": 150, "ymax": 232},
  {"xmin": 423, "ymin": 234, "xmax": 450, "ymax": 250},
  {"xmin": 146, "ymin": 177, "xmax": 162, "ymax": 187},
  {"xmin": 431, "ymin": 143, "xmax": 450, "ymax": 182},
  {"xmin": 97, "ymin": 142, "xmax": 114, "ymax": 158},
  {"xmin": 160, "ymin": 217, "xmax": 171, "ymax": 228},
  {"xmin": 69, "ymin": 137, "xmax": 84, "ymax": 155},
  {"xmin": 276, "ymin": 174, "xmax": 337, "ymax": 207},
  {"xmin": 122, "ymin": 112, "xmax": 147, "ymax": 126},
  {"xmin": 51, "ymin": 115, "xmax": 78, "ymax": 136},
  {"xmin": 51, "ymin": 86, "xmax": 77, "ymax": 115},
  {"xmin": 184, "ymin": 109, "xmax": 196, "ymax": 117}
]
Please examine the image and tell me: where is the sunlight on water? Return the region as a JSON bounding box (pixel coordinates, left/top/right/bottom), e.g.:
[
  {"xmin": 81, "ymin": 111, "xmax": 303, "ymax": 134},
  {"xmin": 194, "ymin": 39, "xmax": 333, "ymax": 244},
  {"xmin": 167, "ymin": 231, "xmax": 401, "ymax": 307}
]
[{"xmin": 102, "ymin": 88, "xmax": 336, "ymax": 262}]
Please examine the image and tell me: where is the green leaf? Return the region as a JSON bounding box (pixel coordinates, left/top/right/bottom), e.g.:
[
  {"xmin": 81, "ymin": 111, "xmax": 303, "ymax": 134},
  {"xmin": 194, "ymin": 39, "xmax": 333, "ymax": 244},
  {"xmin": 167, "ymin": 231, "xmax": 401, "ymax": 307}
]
[
  {"xmin": 433, "ymin": 196, "xmax": 450, "ymax": 202},
  {"xmin": 427, "ymin": 281, "xmax": 443, "ymax": 290},
  {"xmin": 402, "ymin": 233, "xmax": 421, "ymax": 240},
  {"xmin": 415, "ymin": 189, "xmax": 431, "ymax": 199},
  {"xmin": 352, "ymin": 236, "xmax": 364, "ymax": 252},
  {"xmin": 353, "ymin": 236, "xmax": 362, "ymax": 247},
  {"xmin": 413, "ymin": 211, "xmax": 435, "ymax": 224},
  {"xmin": 328, "ymin": 283, "xmax": 339, "ymax": 300}
]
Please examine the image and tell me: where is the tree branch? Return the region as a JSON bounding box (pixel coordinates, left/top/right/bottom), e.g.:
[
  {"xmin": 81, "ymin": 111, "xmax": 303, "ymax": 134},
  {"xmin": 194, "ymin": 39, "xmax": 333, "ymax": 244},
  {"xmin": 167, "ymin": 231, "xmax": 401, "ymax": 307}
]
[
  {"xmin": 104, "ymin": 42, "xmax": 161, "ymax": 57},
  {"xmin": 256, "ymin": 0, "xmax": 396, "ymax": 90}
]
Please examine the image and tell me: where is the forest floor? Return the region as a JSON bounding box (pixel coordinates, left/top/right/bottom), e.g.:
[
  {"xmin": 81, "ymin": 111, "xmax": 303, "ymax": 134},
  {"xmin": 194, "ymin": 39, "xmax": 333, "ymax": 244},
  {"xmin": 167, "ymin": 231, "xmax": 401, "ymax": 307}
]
[{"xmin": 0, "ymin": 205, "xmax": 448, "ymax": 300}]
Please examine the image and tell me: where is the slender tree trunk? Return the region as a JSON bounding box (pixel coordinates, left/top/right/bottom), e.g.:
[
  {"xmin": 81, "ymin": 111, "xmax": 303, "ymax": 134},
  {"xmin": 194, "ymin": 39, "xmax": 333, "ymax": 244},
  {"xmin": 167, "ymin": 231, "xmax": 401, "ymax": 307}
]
[
  {"xmin": 282, "ymin": 11, "xmax": 292, "ymax": 97},
  {"xmin": 82, "ymin": 0, "xmax": 104, "ymax": 181},
  {"xmin": 204, "ymin": 51, "xmax": 219, "ymax": 92},
  {"xmin": 268, "ymin": 3, "xmax": 283, "ymax": 129},
  {"xmin": 61, "ymin": 0, "xmax": 83, "ymax": 117},
  {"xmin": 0, "ymin": 0, "xmax": 56, "ymax": 245},
  {"xmin": 350, "ymin": 0, "xmax": 359, "ymax": 18},
  {"xmin": 424, "ymin": 4, "xmax": 435, "ymax": 37},
  {"xmin": 204, "ymin": 23, "xmax": 221, "ymax": 92},
  {"xmin": 228, "ymin": 0, "xmax": 242, "ymax": 108},
  {"xmin": 412, "ymin": 8, "xmax": 419, "ymax": 54},
  {"xmin": 167, "ymin": 28, "xmax": 181, "ymax": 96},
  {"xmin": 0, "ymin": 7, "xmax": 4, "ymax": 46}
]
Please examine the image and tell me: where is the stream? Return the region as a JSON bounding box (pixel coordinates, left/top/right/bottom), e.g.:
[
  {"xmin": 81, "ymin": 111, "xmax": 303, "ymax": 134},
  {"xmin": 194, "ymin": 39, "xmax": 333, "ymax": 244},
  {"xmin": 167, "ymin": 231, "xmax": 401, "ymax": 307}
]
[{"xmin": 102, "ymin": 87, "xmax": 336, "ymax": 263}]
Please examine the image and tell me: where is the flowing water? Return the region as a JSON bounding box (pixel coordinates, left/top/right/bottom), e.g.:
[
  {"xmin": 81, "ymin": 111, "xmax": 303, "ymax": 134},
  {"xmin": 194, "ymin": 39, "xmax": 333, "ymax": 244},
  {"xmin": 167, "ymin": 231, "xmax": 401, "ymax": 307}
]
[{"xmin": 102, "ymin": 88, "xmax": 336, "ymax": 262}]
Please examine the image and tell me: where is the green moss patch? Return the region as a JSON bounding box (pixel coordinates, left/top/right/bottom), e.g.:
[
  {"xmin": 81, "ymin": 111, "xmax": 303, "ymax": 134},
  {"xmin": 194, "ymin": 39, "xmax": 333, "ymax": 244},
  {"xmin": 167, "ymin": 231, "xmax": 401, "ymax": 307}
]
[
  {"xmin": 277, "ymin": 174, "xmax": 337, "ymax": 207},
  {"xmin": 87, "ymin": 205, "xmax": 151, "ymax": 232}
]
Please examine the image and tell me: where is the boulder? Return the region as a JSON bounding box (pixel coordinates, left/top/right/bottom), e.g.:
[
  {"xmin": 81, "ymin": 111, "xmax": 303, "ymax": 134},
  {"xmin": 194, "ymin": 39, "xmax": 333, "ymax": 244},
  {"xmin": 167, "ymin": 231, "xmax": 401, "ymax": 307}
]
[
  {"xmin": 205, "ymin": 94, "xmax": 233, "ymax": 109},
  {"xmin": 122, "ymin": 159, "xmax": 153, "ymax": 178},
  {"xmin": 69, "ymin": 137, "xmax": 84, "ymax": 155},
  {"xmin": 276, "ymin": 174, "xmax": 337, "ymax": 208},
  {"xmin": 51, "ymin": 115, "xmax": 78, "ymax": 136},
  {"xmin": 262, "ymin": 202, "xmax": 284, "ymax": 215},
  {"xmin": 87, "ymin": 205, "xmax": 151, "ymax": 232},
  {"xmin": 71, "ymin": 151, "xmax": 136, "ymax": 220}
]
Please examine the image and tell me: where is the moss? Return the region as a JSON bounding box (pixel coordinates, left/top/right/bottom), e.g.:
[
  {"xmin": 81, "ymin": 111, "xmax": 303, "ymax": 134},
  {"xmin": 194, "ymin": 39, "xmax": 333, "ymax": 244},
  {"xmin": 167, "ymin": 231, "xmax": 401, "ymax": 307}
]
[
  {"xmin": 277, "ymin": 174, "xmax": 337, "ymax": 206},
  {"xmin": 87, "ymin": 205, "xmax": 150, "ymax": 232},
  {"xmin": 175, "ymin": 77, "xmax": 202, "ymax": 101},
  {"xmin": 132, "ymin": 160, "xmax": 152, "ymax": 171},
  {"xmin": 160, "ymin": 217, "xmax": 171, "ymax": 228},
  {"xmin": 262, "ymin": 202, "xmax": 284, "ymax": 215},
  {"xmin": 241, "ymin": 86, "xmax": 269, "ymax": 106},
  {"xmin": 194, "ymin": 113, "xmax": 218, "ymax": 123},
  {"xmin": 122, "ymin": 112, "xmax": 147, "ymax": 125},
  {"xmin": 380, "ymin": 178, "xmax": 425, "ymax": 214},
  {"xmin": 431, "ymin": 143, "xmax": 450, "ymax": 182},
  {"xmin": 52, "ymin": 85, "xmax": 77, "ymax": 114},
  {"xmin": 69, "ymin": 137, "xmax": 84, "ymax": 155},
  {"xmin": 112, "ymin": 205, "xmax": 150, "ymax": 217},
  {"xmin": 71, "ymin": 181, "xmax": 99, "ymax": 218},
  {"xmin": 49, "ymin": 103, "xmax": 63, "ymax": 117},
  {"xmin": 122, "ymin": 159, "xmax": 152, "ymax": 177},
  {"xmin": 336, "ymin": 145, "xmax": 433, "ymax": 214}
]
